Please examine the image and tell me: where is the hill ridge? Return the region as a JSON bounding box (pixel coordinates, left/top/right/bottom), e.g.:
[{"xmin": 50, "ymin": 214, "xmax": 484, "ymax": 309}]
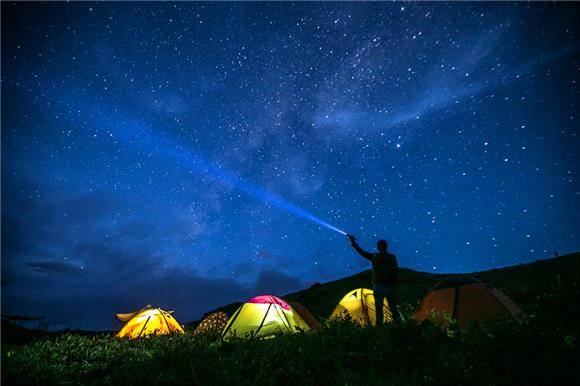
[{"xmin": 188, "ymin": 252, "xmax": 579, "ymax": 327}]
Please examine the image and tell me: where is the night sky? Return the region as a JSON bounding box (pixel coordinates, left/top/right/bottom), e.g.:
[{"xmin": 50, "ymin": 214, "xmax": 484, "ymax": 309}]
[{"xmin": 2, "ymin": 2, "xmax": 579, "ymax": 330}]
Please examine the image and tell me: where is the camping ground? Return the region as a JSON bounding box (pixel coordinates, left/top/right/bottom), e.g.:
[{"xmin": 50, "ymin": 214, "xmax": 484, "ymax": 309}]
[{"xmin": 2, "ymin": 252, "xmax": 579, "ymax": 385}]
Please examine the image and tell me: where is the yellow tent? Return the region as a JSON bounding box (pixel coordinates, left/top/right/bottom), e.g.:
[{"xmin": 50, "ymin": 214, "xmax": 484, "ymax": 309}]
[
  {"xmin": 116, "ymin": 306, "xmax": 184, "ymax": 339},
  {"xmin": 222, "ymin": 298, "xmax": 311, "ymax": 340},
  {"xmin": 330, "ymin": 288, "xmax": 393, "ymax": 326}
]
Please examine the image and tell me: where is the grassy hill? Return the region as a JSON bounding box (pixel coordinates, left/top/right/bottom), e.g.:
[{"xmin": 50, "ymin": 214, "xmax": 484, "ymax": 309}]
[
  {"xmin": 3, "ymin": 253, "xmax": 579, "ymax": 385},
  {"xmin": 190, "ymin": 252, "xmax": 580, "ymax": 327}
]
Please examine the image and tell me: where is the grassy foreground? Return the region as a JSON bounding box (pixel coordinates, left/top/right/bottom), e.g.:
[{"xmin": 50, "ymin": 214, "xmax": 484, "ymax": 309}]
[
  {"xmin": 3, "ymin": 253, "xmax": 579, "ymax": 385},
  {"xmin": 3, "ymin": 304, "xmax": 579, "ymax": 385}
]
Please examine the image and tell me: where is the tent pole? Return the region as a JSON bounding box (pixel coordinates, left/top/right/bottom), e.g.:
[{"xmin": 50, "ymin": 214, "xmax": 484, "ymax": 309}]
[
  {"xmin": 138, "ymin": 316, "xmax": 152, "ymax": 338},
  {"xmin": 255, "ymin": 303, "xmax": 272, "ymax": 338},
  {"xmin": 222, "ymin": 305, "xmax": 244, "ymax": 338},
  {"xmin": 159, "ymin": 309, "xmax": 172, "ymax": 332}
]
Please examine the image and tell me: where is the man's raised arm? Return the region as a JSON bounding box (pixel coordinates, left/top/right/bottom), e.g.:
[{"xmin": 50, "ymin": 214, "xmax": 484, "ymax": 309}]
[{"xmin": 347, "ymin": 235, "xmax": 374, "ymax": 261}]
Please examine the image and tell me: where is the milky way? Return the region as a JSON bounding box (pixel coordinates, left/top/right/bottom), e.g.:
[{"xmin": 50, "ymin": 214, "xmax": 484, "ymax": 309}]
[{"xmin": 2, "ymin": 2, "xmax": 579, "ymax": 330}]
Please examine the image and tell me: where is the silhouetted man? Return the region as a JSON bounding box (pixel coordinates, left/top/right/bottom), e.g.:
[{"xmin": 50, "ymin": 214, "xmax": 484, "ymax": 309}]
[{"xmin": 348, "ymin": 235, "xmax": 400, "ymax": 325}]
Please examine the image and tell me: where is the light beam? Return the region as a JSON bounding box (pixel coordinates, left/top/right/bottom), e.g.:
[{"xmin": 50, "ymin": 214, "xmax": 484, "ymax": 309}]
[{"xmin": 99, "ymin": 118, "xmax": 346, "ymax": 236}]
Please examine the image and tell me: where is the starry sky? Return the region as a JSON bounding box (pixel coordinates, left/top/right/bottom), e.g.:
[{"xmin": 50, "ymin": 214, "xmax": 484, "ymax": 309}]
[{"xmin": 2, "ymin": 2, "xmax": 579, "ymax": 330}]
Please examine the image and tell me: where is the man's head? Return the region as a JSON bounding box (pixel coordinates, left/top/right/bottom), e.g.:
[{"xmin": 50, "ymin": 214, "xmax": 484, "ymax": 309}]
[{"xmin": 377, "ymin": 239, "xmax": 388, "ymax": 252}]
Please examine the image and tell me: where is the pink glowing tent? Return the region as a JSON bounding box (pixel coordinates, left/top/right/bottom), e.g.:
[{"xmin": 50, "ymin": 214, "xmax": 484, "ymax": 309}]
[
  {"xmin": 248, "ymin": 295, "xmax": 291, "ymax": 310},
  {"xmin": 223, "ymin": 294, "xmax": 311, "ymax": 339}
]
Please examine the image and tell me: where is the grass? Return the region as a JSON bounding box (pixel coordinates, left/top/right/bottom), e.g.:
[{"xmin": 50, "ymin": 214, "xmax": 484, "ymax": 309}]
[
  {"xmin": 3, "ymin": 314, "xmax": 578, "ymax": 385},
  {"xmin": 2, "ymin": 253, "xmax": 579, "ymax": 385}
]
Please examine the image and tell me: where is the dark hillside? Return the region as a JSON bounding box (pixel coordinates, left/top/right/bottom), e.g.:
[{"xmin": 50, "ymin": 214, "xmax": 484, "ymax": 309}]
[{"xmin": 190, "ymin": 252, "xmax": 580, "ymax": 327}]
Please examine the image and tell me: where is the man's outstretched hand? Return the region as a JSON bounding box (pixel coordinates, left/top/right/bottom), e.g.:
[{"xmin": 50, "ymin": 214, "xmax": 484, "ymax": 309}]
[{"xmin": 347, "ymin": 234, "xmax": 356, "ymax": 243}]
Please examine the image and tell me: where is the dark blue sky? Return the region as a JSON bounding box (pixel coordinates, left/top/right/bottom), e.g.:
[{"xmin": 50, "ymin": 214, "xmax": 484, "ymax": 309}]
[{"xmin": 2, "ymin": 2, "xmax": 579, "ymax": 330}]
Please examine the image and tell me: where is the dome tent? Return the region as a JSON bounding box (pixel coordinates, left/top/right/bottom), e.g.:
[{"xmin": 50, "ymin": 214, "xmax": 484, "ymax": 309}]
[
  {"xmin": 413, "ymin": 276, "xmax": 525, "ymax": 328},
  {"xmin": 222, "ymin": 295, "xmax": 311, "ymax": 340},
  {"xmin": 194, "ymin": 311, "xmax": 229, "ymax": 335},
  {"xmin": 249, "ymin": 295, "xmax": 291, "ymax": 309},
  {"xmin": 330, "ymin": 288, "xmax": 394, "ymax": 326},
  {"xmin": 116, "ymin": 305, "xmax": 184, "ymax": 339},
  {"xmin": 288, "ymin": 301, "xmax": 322, "ymax": 331}
]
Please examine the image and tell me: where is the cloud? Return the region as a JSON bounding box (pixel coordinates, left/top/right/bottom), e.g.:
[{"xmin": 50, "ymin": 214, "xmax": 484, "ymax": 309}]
[
  {"xmin": 253, "ymin": 269, "xmax": 304, "ymax": 296},
  {"xmin": 1, "ymin": 264, "xmax": 251, "ymax": 330},
  {"xmin": 0, "ymin": 175, "xmax": 240, "ymax": 330},
  {"xmin": 313, "ymin": 20, "xmax": 580, "ymax": 140},
  {"xmin": 3, "ymin": 226, "xmax": 254, "ymax": 330},
  {"xmin": 25, "ymin": 261, "xmax": 84, "ymax": 276},
  {"xmin": 1, "ymin": 212, "xmax": 41, "ymax": 258},
  {"xmin": 257, "ymin": 249, "xmax": 278, "ymax": 260}
]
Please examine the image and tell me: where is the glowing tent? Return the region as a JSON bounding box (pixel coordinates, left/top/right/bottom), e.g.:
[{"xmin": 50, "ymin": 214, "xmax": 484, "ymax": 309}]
[
  {"xmin": 330, "ymin": 288, "xmax": 393, "ymax": 326},
  {"xmin": 249, "ymin": 295, "xmax": 291, "ymax": 309},
  {"xmin": 413, "ymin": 276, "xmax": 525, "ymax": 328},
  {"xmin": 116, "ymin": 306, "xmax": 184, "ymax": 339},
  {"xmin": 194, "ymin": 311, "xmax": 230, "ymax": 335},
  {"xmin": 222, "ymin": 295, "xmax": 311, "ymax": 339}
]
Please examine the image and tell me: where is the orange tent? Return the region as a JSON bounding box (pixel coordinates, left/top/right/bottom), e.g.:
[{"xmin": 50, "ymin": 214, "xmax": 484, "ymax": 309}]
[
  {"xmin": 413, "ymin": 276, "xmax": 525, "ymax": 328},
  {"xmin": 288, "ymin": 301, "xmax": 322, "ymax": 331}
]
